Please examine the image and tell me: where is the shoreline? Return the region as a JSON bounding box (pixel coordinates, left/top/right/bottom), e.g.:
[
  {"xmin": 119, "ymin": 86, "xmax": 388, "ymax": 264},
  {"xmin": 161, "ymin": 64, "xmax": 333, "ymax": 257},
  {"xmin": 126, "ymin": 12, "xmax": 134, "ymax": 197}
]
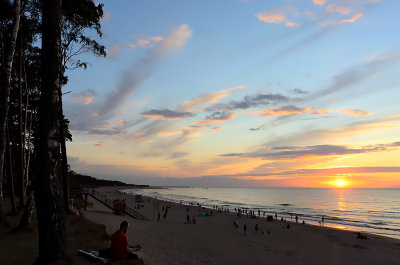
[
  {"xmin": 119, "ymin": 187, "xmax": 400, "ymax": 241},
  {"xmin": 81, "ymin": 186, "xmax": 400, "ymax": 265}
]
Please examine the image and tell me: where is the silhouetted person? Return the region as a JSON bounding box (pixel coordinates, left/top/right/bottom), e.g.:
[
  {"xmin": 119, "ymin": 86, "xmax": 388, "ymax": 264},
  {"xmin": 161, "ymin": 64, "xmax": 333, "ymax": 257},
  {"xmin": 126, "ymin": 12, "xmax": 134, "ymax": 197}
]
[
  {"xmin": 186, "ymin": 214, "xmax": 190, "ymax": 224},
  {"xmin": 157, "ymin": 212, "xmax": 160, "ymax": 222},
  {"xmin": 295, "ymin": 215, "xmax": 298, "ymax": 223},
  {"xmin": 255, "ymin": 223, "xmax": 259, "ymax": 233},
  {"xmin": 243, "ymin": 223, "xmax": 247, "ymax": 236}
]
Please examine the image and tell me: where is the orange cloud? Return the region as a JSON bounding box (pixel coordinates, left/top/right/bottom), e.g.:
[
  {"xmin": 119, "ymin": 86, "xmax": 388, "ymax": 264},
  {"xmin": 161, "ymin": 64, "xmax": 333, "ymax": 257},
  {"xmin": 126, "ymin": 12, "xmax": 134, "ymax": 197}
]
[
  {"xmin": 313, "ymin": 0, "xmax": 326, "ymax": 5},
  {"xmin": 108, "ymin": 44, "xmax": 122, "ymax": 59},
  {"xmin": 186, "ymin": 125, "xmax": 209, "ymax": 130},
  {"xmin": 310, "ymin": 109, "xmax": 331, "ymax": 115},
  {"xmin": 152, "ymin": 36, "xmax": 164, "ymax": 42},
  {"xmin": 338, "ymin": 108, "xmax": 370, "ymax": 117},
  {"xmin": 160, "ymin": 24, "xmax": 192, "ymax": 53},
  {"xmin": 75, "ymin": 96, "xmax": 93, "ymax": 105},
  {"xmin": 137, "ymin": 39, "xmax": 150, "ymax": 47},
  {"xmin": 133, "ymin": 132, "xmax": 144, "ymax": 137},
  {"xmin": 212, "ymin": 126, "xmax": 223, "ymax": 131},
  {"xmin": 94, "ymin": 142, "xmax": 106, "ymax": 148},
  {"xmin": 326, "ymin": 3, "xmax": 351, "ymax": 14},
  {"xmin": 143, "ymin": 115, "xmax": 181, "ymax": 120},
  {"xmin": 102, "ymin": 11, "xmax": 112, "ymax": 22},
  {"xmin": 256, "ymin": 106, "xmax": 311, "ymax": 117},
  {"xmin": 179, "ymin": 86, "xmax": 244, "ymax": 111},
  {"xmin": 341, "ymin": 13, "xmax": 363, "ymax": 24},
  {"xmin": 182, "ymin": 132, "xmax": 203, "ymax": 138},
  {"xmin": 255, "ymin": 11, "xmax": 299, "ymax": 27},
  {"xmin": 157, "ymin": 130, "xmax": 182, "ymax": 137}
]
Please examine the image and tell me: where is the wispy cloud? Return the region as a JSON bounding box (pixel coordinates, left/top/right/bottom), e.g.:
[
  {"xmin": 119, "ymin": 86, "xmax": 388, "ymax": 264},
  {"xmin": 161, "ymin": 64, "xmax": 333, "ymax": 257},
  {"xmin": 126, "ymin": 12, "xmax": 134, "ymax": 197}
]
[
  {"xmin": 102, "ymin": 11, "xmax": 112, "ymax": 22},
  {"xmin": 179, "ymin": 86, "xmax": 244, "ymax": 111},
  {"xmin": 205, "ymin": 92, "xmax": 289, "ymax": 112},
  {"xmin": 67, "ymin": 25, "xmax": 192, "ymax": 134},
  {"xmin": 308, "ymin": 50, "xmax": 400, "ymax": 101},
  {"xmin": 338, "ymin": 108, "xmax": 371, "ymax": 117},
  {"xmin": 107, "ymin": 44, "xmax": 122, "ymax": 59},
  {"xmin": 141, "ymin": 109, "xmax": 195, "ymax": 120},
  {"xmin": 98, "ymin": 24, "xmax": 192, "ymax": 120},
  {"xmin": 94, "ymin": 142, "xmax": 106, "ymax": 148},
  {"xmin": 313, "ymin": 0, "xmax": 326, "ymax": 6},
  {"xmin": 194, "ymin": 112, "xmax": 237, "ymax": 124},
  {"xmin": 152, "ymin": 36, "xmax": 164, "ymax": 42},
  {"xmin": 256, "ymin": 7, "xmax": 300, "ymax": 27},
  {"xmin": 340, "ymin": 13, "xmax": 363, "ymax": 24},
  {"xmin": 71, "ymin": 89, "xmax": 97, "ymax": 105},
  {"xmin": 255, "ymin": 106, "xmax": 311, "ymax": 117},
  {"xmin": 137, "ymin": 39, "xmax": 150, "ymax": 47},
  {"xmin": 310, "ymin": 109, "xmax": 331, "ymax": 115},
  {"xmin": 326, "ymin": 3, "xmax": 352, "ymax": 14},
  {"xmin": 220, "ymin": 141, "xmax": 400, "ymax": 160}
]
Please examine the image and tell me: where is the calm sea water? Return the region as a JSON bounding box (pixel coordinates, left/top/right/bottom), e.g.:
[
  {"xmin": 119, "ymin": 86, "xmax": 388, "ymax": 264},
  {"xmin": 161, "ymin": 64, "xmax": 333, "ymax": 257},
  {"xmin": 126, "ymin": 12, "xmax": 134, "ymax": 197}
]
[{"xmin": 122, "ymin": 187, "xmax": 400, "ymax": 240}]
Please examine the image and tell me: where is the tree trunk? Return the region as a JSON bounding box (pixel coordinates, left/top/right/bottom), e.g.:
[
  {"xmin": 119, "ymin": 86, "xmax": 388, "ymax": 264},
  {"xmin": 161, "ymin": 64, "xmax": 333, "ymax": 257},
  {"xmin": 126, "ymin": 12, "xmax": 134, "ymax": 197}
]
[
  {"xmin": 18, "ymin": 27, "xmax": 25, "ymax": 207},
  {"xmin": 34, "ymin": 0, "xmax": 66, "ymax": 263},
  {"xmin": 59, "ymin": 92, "xmax": 70, "ymax": 213},
  {"xmin": 17, "ymin": 189, "xmax": 35, "ymax": 230},
  {"xmin": 0, "ymin": 0, "xmax": 21, "ymax": 224},
  {"xmin": 6, "ymin": 122, "xmax": 17, "ymax": 215},
  {"xmin": 22, "ymin": 62, "xmax": 30, "ymax": 196}
]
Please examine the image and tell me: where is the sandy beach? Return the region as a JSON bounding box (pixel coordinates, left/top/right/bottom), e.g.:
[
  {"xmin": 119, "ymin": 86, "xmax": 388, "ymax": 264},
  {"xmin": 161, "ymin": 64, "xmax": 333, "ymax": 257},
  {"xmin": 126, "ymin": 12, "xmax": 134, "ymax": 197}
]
[{"xmin": 81, "ymin": 186, "xmax": 400, "ymax": 265}]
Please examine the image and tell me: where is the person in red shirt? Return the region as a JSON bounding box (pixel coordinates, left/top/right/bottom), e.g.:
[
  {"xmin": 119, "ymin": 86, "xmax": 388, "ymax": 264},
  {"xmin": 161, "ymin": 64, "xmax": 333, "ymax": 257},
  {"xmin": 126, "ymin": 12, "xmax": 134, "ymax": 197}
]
[{"xmin": 110, "ymin": 221, "xmax": 142, "ymax": 260}]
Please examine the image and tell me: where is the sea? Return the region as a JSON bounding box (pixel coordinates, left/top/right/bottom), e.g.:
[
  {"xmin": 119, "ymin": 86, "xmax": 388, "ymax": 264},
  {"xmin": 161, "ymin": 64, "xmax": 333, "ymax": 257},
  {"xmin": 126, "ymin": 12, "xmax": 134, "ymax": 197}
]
[{"xmin": 121, "ymin": 187, "xmax": 400, "ymax": 240}]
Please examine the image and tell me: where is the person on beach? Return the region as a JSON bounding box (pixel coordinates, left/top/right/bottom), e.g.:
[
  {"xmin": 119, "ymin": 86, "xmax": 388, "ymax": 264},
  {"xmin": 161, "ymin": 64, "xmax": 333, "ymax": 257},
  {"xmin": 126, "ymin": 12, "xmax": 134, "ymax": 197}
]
[
  {"xmin": 110, "ymin": 221, "xmax": 142, "ymax": 260},
  {"xmin": 186, "ymin": 214, "xmax": 190, "ymax": 224},
  {"xmin": 255, "ymin": 223, "xmax": 259, "ymax": 233},
  {"xmin": 295, "ymin": 215, "xmax": 298, "ymax": 223},
  {"xmin": 243, "ymin": 223, "xmax": 247, "ymax": 236}
]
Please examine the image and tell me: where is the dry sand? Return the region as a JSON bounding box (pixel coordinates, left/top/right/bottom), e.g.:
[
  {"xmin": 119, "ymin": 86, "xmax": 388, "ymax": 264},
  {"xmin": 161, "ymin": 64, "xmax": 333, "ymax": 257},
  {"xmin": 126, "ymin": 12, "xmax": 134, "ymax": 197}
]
[{"xmin": 83, "ymin": 186, "xmax": 400, "ymax": 265}]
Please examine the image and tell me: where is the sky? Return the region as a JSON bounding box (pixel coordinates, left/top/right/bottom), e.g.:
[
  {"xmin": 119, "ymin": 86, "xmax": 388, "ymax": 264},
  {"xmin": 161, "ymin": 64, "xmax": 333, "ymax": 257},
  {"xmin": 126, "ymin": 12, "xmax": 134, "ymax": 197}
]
[{"xmin": 64, "ymin": 0, "xmax": 400, "ymax": 188}]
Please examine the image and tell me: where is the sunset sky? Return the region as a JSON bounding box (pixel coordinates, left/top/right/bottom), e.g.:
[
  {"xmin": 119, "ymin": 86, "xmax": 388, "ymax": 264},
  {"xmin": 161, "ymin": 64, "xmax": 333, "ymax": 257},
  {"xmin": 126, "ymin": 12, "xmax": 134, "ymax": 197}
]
[{"xmin": 64, "ymin": 0, "xmax": 400, "ymax": 188}]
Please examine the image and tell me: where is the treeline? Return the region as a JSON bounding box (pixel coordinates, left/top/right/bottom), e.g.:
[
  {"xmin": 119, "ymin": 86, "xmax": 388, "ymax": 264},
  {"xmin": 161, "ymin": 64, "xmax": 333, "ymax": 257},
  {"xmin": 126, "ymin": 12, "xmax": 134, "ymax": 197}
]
[
  {"xmin": 0, "ymin": 0, "xmax": 107, "ymax": 264},
  {"xmin": 68, "ymin": 170, "xmax": 146, "ymax": 188}
]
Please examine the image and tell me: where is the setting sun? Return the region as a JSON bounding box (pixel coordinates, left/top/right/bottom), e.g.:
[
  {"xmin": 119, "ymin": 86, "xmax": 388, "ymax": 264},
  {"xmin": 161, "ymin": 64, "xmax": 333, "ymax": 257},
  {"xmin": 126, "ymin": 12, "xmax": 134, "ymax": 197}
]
[{"xmin": 333, "ymin": 180, "xmax": 347, "ymax": 187}]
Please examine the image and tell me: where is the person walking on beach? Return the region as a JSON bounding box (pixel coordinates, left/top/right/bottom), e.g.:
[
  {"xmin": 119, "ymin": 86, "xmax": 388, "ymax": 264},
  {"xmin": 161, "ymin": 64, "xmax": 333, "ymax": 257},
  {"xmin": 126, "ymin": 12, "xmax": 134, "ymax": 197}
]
[
  {"xmin": 243, "ymin": 223, "xmax": 247, "ymax": 236},
  {"xmin": 110, "ymin": 221, "xmax": 143, "ymax": 262},
  {"xmin": 295, "ymin": 215, "xmax": 298, "ymax": 223},
  {"xmin": 255, "ymin": 223, "xmax": 259, "ymax": 233}
]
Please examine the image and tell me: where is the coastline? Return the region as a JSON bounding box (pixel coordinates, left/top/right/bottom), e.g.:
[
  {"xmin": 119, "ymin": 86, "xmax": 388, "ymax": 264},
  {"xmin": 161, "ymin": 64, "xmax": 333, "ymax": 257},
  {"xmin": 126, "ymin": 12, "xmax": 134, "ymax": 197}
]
[{"xmin": 82, "ymin": 186, "xmax": 400, "ymax": 265}]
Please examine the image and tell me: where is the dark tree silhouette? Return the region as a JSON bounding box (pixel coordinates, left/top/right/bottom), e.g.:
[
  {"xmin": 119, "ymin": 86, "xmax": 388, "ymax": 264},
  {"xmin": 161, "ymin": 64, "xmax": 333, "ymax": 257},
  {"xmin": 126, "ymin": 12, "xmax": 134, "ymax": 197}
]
[{"xmin": 33, "ymin": 0, "xmax": 66, "ymax": 262}]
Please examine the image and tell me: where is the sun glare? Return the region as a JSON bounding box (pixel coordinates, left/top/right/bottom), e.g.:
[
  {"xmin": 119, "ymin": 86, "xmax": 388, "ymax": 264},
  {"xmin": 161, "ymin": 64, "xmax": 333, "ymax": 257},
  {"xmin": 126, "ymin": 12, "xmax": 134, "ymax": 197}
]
[{"xmin": 333, "ymin": 180, "xmax": 347, "ymax": 187}]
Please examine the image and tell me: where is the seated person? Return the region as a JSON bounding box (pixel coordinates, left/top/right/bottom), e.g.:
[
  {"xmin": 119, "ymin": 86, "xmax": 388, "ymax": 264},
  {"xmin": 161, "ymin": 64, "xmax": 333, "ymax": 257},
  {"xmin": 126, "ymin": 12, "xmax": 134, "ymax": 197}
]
[{"xmin": 110, "ymin": 221, "xmax": 142, "ymax": 260}]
